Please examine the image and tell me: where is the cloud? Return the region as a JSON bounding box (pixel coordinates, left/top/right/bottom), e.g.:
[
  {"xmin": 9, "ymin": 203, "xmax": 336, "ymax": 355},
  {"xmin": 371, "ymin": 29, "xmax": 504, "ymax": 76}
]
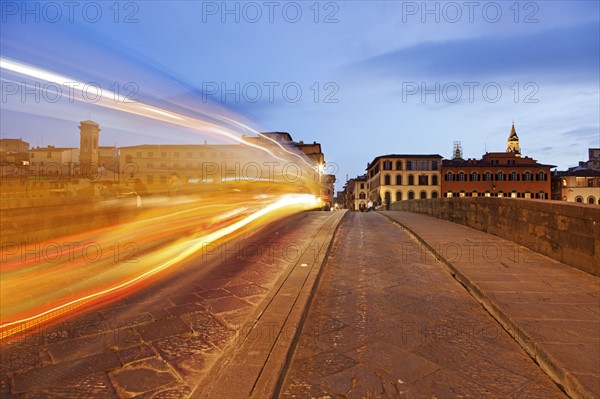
[{"xmin": 354, "ymin": 22, "xmax": 600, "ymax": 83}]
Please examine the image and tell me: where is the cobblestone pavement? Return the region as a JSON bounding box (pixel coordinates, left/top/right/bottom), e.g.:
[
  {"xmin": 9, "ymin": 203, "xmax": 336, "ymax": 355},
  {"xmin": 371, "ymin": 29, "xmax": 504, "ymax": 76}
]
[
  {"xmin": 279, "ymin": 212, "xmax": 568, "ymax": 399},
  {"xmin": 1, "ymin": 211, "xmax": 335, "ymax": 398}
]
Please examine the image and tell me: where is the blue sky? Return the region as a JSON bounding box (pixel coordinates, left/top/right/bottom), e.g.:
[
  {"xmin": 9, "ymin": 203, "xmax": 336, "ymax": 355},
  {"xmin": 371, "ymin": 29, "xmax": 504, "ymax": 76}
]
[{"xmin": 1, "ymin": 1, "xmax": 599, "ymax": 190}]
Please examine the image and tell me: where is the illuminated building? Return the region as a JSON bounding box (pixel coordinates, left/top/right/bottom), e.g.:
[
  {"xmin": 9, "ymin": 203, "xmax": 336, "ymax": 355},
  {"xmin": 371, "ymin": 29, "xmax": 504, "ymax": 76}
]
[
  {"xmin": 366, "ymin": 154, "xmax": 443, "ymax": 206},
  {"xmin": 441, "ymin": 124, "xmax": 553, "ymax": 199}
]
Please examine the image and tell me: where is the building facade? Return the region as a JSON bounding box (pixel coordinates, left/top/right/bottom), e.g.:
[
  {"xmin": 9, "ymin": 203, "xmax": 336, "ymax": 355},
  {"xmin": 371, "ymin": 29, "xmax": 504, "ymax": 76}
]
[
  {"xmin": 441, "ymin": 124, "xmax": 553, "ymax": 199},
  {"xmin": 366, "ymin": 154, "xmax": 443, "ymax": 206},
  {"xmin": 554, "ymin": 169, "xmax": 600, "ymax": 204},
  {"xmin": 341, "ymin": 175, "xmax": 369, "ymax": 211}
]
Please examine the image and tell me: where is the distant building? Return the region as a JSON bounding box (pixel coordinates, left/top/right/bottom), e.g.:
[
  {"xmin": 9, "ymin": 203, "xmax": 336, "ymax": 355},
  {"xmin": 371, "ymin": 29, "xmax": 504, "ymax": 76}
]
[
  {"xmin": 442, "ymin": 124, "xmax": 553, "ymax": 199},
  {"xmin": 0, "ymin": 138, "xmax": 30, "ymax": 167},
  {"xmin": 366, "ymin": 154, "xmax": 443, "ymax": 206},
  {"xmin": 554, "ymin": 169, "xmax": 600, "ymax": 204},
  {"xmin": 341, "ymin": 174, "xmax": 369, "ymax": 211},
  {"xmin": 29, "ymin": 145, "xmax": 79, "ymax": 178},
  {"xmin": 584, "ymin": 148, "xmax": 600, "ymax": 171}
]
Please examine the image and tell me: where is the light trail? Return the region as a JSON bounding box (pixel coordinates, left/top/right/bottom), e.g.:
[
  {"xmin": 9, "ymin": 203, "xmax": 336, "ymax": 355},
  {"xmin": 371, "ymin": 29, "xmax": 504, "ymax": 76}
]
[{"xmin": 0, "ymin": 59, "xmax": 325, "ymax": 341}]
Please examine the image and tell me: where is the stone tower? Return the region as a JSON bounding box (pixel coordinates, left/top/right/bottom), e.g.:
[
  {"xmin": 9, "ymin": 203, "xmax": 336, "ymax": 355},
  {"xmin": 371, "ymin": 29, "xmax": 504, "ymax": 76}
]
[
  {"xmin": 506, "ymin": 122, "xmax": 521, "ymax": 157},
  {"xmin": 79, "ymin": 120, "xmax": 100, "ymax": 169}
]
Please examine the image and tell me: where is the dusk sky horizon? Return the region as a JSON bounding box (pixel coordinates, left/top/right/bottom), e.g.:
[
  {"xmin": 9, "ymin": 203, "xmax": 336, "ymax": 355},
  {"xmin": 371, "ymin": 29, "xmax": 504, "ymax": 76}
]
[{"xmin": 1, "ymin": 1, "xmax": 599, "ymax": 190}]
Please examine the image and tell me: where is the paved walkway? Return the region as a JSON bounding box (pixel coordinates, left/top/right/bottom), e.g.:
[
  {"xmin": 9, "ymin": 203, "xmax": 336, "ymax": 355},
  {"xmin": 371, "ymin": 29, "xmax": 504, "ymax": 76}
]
[
  {"xmin": 279, "ymin": 211, "xmax": 588, "ymax": 398},
  {"xmin": 0, "ymin": 211, "xmax": 340, "ymax": 398},
  {"xmin": 383, "ymin": 211, "xmax": 600, "ymax": 399}
]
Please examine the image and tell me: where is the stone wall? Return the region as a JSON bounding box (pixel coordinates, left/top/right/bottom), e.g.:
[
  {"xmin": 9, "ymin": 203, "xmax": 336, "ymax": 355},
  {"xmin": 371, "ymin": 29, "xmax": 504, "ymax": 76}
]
[{"xmin": 389, "ymin": 197, "xmax": 600, "ymax": 276}]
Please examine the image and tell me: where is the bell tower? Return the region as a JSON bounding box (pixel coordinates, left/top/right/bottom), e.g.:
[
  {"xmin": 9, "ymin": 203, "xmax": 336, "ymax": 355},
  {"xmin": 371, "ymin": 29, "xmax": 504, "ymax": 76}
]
[
  {"xmin": 506, "ymin": 122, "xmax": 521, "ymax": 157},
  {"xmin": 79, "ymin": 120, "xmax": 100, "ymax": 169}
]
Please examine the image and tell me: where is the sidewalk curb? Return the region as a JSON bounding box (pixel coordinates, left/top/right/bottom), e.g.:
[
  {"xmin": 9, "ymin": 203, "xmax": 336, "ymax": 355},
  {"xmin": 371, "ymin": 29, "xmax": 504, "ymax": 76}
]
[
  {"xmin": 190, "ymin": 210, "xmax": 347, "ymax": 399},
  {"xmin": 380, "ymin": 212, "xmax": 588, "ymax": 399}
]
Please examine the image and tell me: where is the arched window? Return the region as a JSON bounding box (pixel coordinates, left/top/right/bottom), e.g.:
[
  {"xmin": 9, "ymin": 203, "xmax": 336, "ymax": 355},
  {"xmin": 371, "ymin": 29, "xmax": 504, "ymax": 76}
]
[
  {"xmin": 511, "ymin": 190, "xmax": 518, "ymax": 198},
  {"xmin": 459, "ymin": 190, "xmax": 466, "ymax": 197},
  {"xmin": 496, "ymin": 171, "xmax": 505, "ymax": 181},
  {"xmin": 537, "ymin": 191, "xmax": 546, "ymax": 199},
  {"xmin": 359, "ymin": 192, "xmax": 366, "ymax": 200},
  {"xmin": 483, "ymin": 172, "xmax": 493, "ymax": 181},
  {"xmin": 509, "ymin": 171, "xmax": 519, "ymax": 181},
  {"xmin": 458, "ymin": 172, "xmax": 466, "ymax": 181},
  {"xmin": 445, "ymin": 172, "xmax": 454, "ymax": 181},
  {"xmin": 396, "ymin": 161, "xmax": 402, "ymax": 170},
  {"xmin": 446, "ymin": 191, "xmax": 453, "ymax": 198},
  {"xmin": 408, "ymin": 174, "xmax": 414, "ymax": 185},
  {"xmin": 431, "ymin": 191, "xmax": 438, "ymax": 198},
  {"xmin": 524, "ymin": 191, "xmax": 532, "ymax": 199},
  {"xmin": 472, "ymin": 190, "xmax": 479, "ymax": 197},
  {"xmin": 471, "ymin": 172, "xmax": 480, "ymax": 181},
  {"xmin": 418, "ymin": 175, "xmax": 428, "ymax": 185},
  {"xmin": 384, "ymin": 174, "xmax": 391, "ymax": 185},
  {"xmin": 420, "ymin": 191, "xmax": 427, "ymax": 199},
  {"xmin": 523, "ymin": 171, "xmax": 533, "ymax": 181},
  {"xmin": 575, "ymin": 196, "xmax": 583, "ymax": 203},
  {"xmin": 587, "ymin": 197, "xmax": 595, "ymax": 204},
  {"xmin": 396, "ymin": 175, "xmax": 402, "ymax": 185},
  {"xmin": 383, "ymin": 160, "xmax": 392, "ymax": 170},
  {"xmin": 484, "ymin": 190, "xmax": 491, "ymax": 197},
  {"xmin": 498, "ymin": 191, "xmax": 504, "ymax": 198},
  {"xmin": 384, "ymin": 191, "xmax": 391, "ymax": 204},
  {"xmin": 396, "ymin": 191, "xmax": 402, "ymax": 201},
  {"xmin": 431, "ymin": 175, "xmax": 438, "ymax": 185},
  {"xmin": 408, "ymin": 191, "xmax": 415, "ymax": 200}
]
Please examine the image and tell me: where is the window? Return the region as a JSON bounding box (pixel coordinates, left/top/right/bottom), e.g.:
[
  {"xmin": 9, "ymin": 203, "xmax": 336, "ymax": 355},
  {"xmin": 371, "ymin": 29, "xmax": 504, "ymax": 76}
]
[
  {"xmin": 498, "ymin": 191, "xmax": 504, "ymax": 198},
  {"xmin": 420, "ymin": 191, "xmax": 427, "ymax": 199},
  {"xmin": 418, "ymin": 175, "xmax": 428, "ymax": 185},
  {"xmin": 384, "ymin": 191, "xmax": 391, "ymax": 204},
  {"xmin": 359, "ymin": 192, "xmax": 366, "ymax": 199},
  {"xmin": 459, "ymin": 191, "xmax": 466, "ymax": 197},
  {"xmin": 406, "ymin": 161, "xmax": 414, "ymax": 170},
  {"xmin": 446, "ymin": 191, "xmax": 453, "ymax": 198},
  {"xmin": 408, "ymin": 174, "xmax": 414, "ymax": 185},
  {"xmin": 396, "ymin": 175, "xmax": 402, "ymax": 185},
  {"xmin": 431, "ymin": 191, "xmax": 438, "ymax": 198},
  {"xmin": 418, "ymin": 161, "xmax": 428, "ymax": 170},
  {"xmin": 509, "ymin": 171, "xmax": 519, "ymax": 181},
  {"xmin": 458, "ymin": 172, "xmax": 466, "ymax": 181},
  {"xmin": 471, "ymin": 172, "xmax": 480, "ymax": 181},
  {"xmin": 396, "ymin": 161, "xmax": 402, "ymax": 170},
  {"xmin": 431, "ymin": 175, "xmax": 438, "ymax": 185},
  {"xmin": 524, "ymin": 192, "xmax": 531, "ymax": 199},
  {"xmin": 445, "ymin": 172, "xmax": 454, "ymax": 182},
  {"xmin": 536, "ymin": 172, "xmax": 547, "ymax": 181},
  {"xmin": 589, "ymin": 197, "xmax": 596, "ymax": 204},
  {"xmin": 575, "ymin": 196, "xmax": 583, "ymax": 203},
  {"xmin": 538, "ymin": 191, "xmax": 547, "ymax": 200},
  {"xmin": 383, "ymin": 160, "xmax": 392, "ymax": 170},
  {"xmin": 496, "ymin": 171, "xmax": 505, "ymax": 181},
  {"xmin": 384, "ymin": 174, "xmax": 391, "ymax": 185},
  {"xmin": 523, "ymin": 172, "xmax": 532, "ymax": 181},
  {"xmin": 507, "ymin": 160, "xmax": 515, "ymax": 165},
  {"xmin": 360, "ymin": 183, "xmax": 364, "ymax": 189},
  {"xmin": 408, "ymin": 191, "xmax": 415, "ymax": 200},
  {"xmin": 431, "ymin": 160, "xmax": 439, "ymax": 170},
  {"xmin": 484, "ymin": 191, "xmax": 491, "ymax": 197},
  {"xmin": 511, "ymin": 191, "xmax": 518, "ymax": 198}
]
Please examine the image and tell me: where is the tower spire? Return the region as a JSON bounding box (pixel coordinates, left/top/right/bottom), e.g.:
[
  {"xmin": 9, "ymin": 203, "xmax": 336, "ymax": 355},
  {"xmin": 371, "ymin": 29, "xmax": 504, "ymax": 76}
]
[{"xmin": 506, "ymin": 122, "xmax": 521, "ymax": 157}]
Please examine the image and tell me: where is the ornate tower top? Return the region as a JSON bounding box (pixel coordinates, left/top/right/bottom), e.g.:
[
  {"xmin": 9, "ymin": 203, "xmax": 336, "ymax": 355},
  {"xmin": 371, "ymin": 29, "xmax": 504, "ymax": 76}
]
[
  {"xmin": 506, "ymin": 122, "xmax": 521, "ymax": 157},
  {"xmin": 452, "ymin": 141, "xmax": 463, "ymax": 159}
]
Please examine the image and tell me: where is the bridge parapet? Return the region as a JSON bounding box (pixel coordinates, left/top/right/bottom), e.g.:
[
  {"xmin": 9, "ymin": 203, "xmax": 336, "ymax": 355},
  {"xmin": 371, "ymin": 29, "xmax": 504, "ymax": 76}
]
[{"xmin": 389, "ymin": 197, "xmax": 600, "ymax": 276}]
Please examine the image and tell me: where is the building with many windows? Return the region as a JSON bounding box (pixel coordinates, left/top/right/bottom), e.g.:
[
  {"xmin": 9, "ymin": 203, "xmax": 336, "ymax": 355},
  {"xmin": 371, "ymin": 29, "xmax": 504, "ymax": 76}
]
[
  {"xmin": 366, "ymin": 154, "xmax": 443, "ymax": 206},
  {"xmin": 341, "ymin": 174, "xmax": 369, "ymax": 211},
  {"xmin": 441, "ymin": 124, "xmax": 553, "ymax": 199}
]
